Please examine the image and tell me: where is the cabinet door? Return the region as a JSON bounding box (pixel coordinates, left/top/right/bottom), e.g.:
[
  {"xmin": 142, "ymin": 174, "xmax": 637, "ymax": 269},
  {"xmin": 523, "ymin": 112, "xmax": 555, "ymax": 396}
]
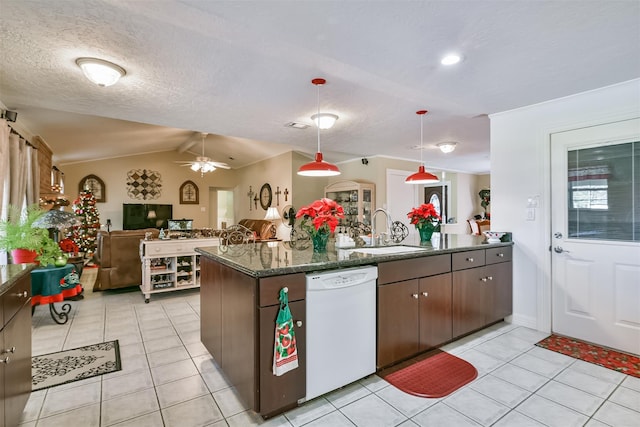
[
  {"xmin": 452, "ymin": 267, "xmax": 487, "ymax": 337},
  {"xmin": 419, "ymin": 273, "xmax": 452, "ymax": 351},
  {"xmin": 0, "ymin": 328, "xmax": 4, "ymax": 427},
  {"xmin": 258, "ymin": 300, "xmax": 306, "ymax": 416},
  {"xmin": 200, "ymin": 258, "xmax": 222, "ymax": 360},
  {"xmin": 377, "ymin": 280, "xmax": 419, "ymax": 368},
  {"xmin": 3, "ymin": 303, "xmax": 32, "ymax": 427},
  {"xmin": 486, "ymin": 262, "xmax": 513, "ymax": 324}
]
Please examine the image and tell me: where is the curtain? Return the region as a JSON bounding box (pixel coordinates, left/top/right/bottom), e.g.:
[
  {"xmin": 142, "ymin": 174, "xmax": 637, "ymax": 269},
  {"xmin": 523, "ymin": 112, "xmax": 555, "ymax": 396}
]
[
  {"xmin": 8, "ymin": 132, "xmax": 28, "ymax": 208},
  {"xmin": 26, "ymin": 139, "xmax": 39, "ymax": 205},
  {"xmin": 0, "ymin": 119, "xmax": 10, "ymax": 219}
]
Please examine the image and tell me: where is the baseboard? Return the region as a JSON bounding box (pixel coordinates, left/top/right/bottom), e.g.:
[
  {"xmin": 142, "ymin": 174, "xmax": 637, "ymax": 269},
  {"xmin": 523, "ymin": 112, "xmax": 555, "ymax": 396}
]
[{"xmin": 510, "ymin": 313, "xmax": 538, "ymax": 330}]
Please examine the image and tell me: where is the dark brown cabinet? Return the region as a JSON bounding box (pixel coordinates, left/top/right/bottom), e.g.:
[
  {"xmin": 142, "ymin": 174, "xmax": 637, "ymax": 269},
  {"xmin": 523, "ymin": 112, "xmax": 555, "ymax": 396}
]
[
  {"xmin": 377, "ymin": 255, "xmax": 452, "ymax": 368},
  {"xmin": 200, "ymin": 257, "xmax": 306, "ymax": 417},
  {"xmin": 378, "ymin": 279, "xmax": 420, "ymax": 367},
  {"xmin": 1, "ymin": 270, "xmax": 33, "ymax": 427},
  {"xmin": 452, "ymin": 247, "xmax": 513, "ymax": 337},
  {"xmin": 419, "ymin": 273, "xmax": 453, "ymax": 351}
]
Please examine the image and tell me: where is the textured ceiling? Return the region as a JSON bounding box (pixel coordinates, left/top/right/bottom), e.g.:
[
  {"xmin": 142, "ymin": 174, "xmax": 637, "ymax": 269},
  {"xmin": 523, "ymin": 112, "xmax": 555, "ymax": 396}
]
[{"xmin": 1, "ymin": 1, "xmax": 639, "ymax": 173}]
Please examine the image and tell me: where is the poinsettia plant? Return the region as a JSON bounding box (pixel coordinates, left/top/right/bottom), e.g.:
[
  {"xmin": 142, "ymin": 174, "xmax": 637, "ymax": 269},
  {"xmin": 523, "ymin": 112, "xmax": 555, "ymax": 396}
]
[
  {"xmin": 295, "ymin": 198, "xmax": 345, "ymax": 236},
  {"xmin": 407, "ymin": 203, "xmax": 441, "ymax": 230},
  {"xmin": 59, "ymin": 238, "xmax": 79, "ymax": 255}
]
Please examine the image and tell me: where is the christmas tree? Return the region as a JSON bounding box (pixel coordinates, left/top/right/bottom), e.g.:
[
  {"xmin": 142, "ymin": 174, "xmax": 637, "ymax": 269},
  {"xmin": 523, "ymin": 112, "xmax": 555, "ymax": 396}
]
[{"xmin": 72, "ymin": 190, "xmax": 100, "ymax": 257}]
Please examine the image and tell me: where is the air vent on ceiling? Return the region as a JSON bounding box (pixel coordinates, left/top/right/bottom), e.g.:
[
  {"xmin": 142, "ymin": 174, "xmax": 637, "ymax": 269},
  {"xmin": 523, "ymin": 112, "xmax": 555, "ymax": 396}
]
[{"xmin": 284, "ymin": 121, "xmax": 310, "ymax": 129}]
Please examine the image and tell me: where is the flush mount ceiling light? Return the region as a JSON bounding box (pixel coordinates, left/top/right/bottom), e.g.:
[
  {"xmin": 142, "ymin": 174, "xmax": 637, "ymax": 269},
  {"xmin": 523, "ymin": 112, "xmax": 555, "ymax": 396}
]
[
  {"xmin": 297, "ymin": 78, "xmax": 341, "ymax": 177},
  {"xmin": 405, "ymin": 110, "xmax": 439, "ymax": 185},
  {"xmin": 441, "ymin": 54, "xmax": 462, "ymax": 66},
  {"xmin": 310, "ymin": 113, "xmax": 339, "ymax": 129},
  {"xmin": 76, "ymin": 57, "xmax": 126, "ymax": 87},
  {"xmin": 437, "ymin": 141, "xmax": 458, "ymax": 153}
]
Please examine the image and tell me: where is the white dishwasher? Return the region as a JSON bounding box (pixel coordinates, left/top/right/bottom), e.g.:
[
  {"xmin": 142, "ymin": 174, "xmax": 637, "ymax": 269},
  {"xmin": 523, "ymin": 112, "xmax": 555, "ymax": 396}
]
[{"xmin": 304, "ymin": 266, "xmax": 378, "ymax": 401}]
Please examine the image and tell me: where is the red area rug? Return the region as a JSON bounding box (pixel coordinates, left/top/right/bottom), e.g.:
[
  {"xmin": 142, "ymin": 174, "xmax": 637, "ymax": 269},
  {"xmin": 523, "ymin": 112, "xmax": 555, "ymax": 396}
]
[
  {"xmin": 381, "ymin": 351, "xmax": 478, "ymax": 398},
  {"xmin": 536, "ymin": 334, "xmax": 640, "ymax": 378}
]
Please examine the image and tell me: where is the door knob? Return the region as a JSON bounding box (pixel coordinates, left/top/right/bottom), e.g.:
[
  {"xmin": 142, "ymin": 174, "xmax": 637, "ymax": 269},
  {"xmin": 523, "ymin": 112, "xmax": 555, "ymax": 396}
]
[
  {"xmin": 295, "ymin": 320, "xmax": 303, "ymax": 327},
  {"xmin": 554, "ymin": 246, "xmax": 570, "ymax": 253},
  {"xmin": 554, "ymin": 232, "xmax": 563, "ymax": 238}
]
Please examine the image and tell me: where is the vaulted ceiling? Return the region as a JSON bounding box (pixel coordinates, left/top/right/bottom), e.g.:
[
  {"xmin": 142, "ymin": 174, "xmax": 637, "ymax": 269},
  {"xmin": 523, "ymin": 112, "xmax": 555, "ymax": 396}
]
[{"xmin": 1, "ymin": 1, "xmax": 638, "ymax": 173}]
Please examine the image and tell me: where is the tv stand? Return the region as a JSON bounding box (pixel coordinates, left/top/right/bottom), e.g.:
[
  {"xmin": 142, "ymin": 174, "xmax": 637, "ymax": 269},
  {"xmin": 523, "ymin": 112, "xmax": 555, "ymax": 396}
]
[{"xmin": 139, "ymin": 238, "xmax": 219, "ymax": 302}]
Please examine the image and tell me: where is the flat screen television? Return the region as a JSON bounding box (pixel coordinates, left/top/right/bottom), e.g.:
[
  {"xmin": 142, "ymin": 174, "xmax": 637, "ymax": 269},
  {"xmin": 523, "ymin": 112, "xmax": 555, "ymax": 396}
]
[{"xmin": 123, "ymin": 204, "xmax": 173, "ymax": 230}]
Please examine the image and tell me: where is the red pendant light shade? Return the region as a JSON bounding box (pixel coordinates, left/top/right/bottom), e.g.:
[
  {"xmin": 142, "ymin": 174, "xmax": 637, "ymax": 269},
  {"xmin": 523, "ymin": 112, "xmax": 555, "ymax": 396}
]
[
  {"xmin": 405, "ymin": 110, "xmax": 439, "ymax": 184},
  {"xmin": 297, "ymin": 78, "xmax": 341, "ymax": 177}
]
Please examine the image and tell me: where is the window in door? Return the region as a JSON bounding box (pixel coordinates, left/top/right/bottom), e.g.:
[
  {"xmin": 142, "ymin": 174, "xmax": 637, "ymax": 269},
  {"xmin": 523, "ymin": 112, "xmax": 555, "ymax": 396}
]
[{"xmin": 567, "ymin": 141, "xmax": 639, "ymax": 241}]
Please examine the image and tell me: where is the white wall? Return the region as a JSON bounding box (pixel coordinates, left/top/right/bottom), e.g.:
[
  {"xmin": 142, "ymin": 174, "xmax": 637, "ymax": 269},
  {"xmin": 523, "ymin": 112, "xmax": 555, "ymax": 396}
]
[{"xmin": 490, "ymin": 78, "xmax": 640, "ymax": 330}]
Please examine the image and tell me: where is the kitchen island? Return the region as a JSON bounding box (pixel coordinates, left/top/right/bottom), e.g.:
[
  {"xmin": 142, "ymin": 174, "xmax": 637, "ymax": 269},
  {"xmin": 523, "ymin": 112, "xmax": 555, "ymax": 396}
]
[{"xmin": 196, "ymin": 234, "xmax": 513, "ymax": 417}]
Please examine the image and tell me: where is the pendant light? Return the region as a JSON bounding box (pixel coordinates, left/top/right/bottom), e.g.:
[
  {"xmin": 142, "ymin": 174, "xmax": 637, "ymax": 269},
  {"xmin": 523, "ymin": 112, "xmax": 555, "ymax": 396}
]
[
  {"xmin": 405, "ymin": 110, "xmax": 439, "ymax": 184},
  {"xmin": 297, "ymin": 78, "xmax": 341, "ymax": 177}
]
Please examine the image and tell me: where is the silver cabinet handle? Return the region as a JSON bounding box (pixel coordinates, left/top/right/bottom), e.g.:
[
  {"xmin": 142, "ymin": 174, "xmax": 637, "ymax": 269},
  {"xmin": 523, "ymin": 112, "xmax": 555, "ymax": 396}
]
[
  {"xmin": 1, "ymin": 357, "xmax": 9, "ymax": 364},
  {"xmin": 2, "ymin": 347, "xmax": 16, "ymax": 354},
  {"xmin": 412, "ymin": 293, "xmax": 419, "ymax": 299},
  {"xmin": 497, "ymin": 253, "xmax": 504, "ymax": 258},
  {"xmin": 466, "ymin": 257, "xmax": 474, "ymax": 262},
  {"xmin": 422, "ymin": 292, "xmax": 429, "ymax": 297},
  {"xmin": 13, "ymin": 290, "xmax": 27, "ymax": 298},
  {"xmin": 481, "ymin": 277, "xmax": 488, "ymax": 282},
  {"xmin": 487, "ymin": 276, "xmax": 493, "ymax": 281},
  {"xmin": 295, "ymin": 320, "xmax": 303, "ymax": 327}
]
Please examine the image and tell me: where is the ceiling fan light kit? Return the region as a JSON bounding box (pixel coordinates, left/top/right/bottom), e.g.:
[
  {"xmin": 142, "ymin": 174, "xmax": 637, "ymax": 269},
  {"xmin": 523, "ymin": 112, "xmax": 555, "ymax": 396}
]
[
  {"xmin": 177, "ymin": 133, "xmax": 230, "ymax": 176},
  {"xmin": 76, "ymin": 57, "xmax": 126, "ymax": 87},
  {"xmin": 405, "ymin": 110, "xmax": 439, "ymax": 184},
  {"xmin": 297, "ymin": 78, "xmax": 341, "ymax": 177}
]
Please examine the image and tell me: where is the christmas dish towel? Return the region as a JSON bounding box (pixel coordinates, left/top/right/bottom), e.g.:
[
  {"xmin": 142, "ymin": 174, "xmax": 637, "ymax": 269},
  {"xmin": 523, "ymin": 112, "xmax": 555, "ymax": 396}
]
[{"xmin": 273, "ymin": 288, "xmax": 299, "ymax": 376}]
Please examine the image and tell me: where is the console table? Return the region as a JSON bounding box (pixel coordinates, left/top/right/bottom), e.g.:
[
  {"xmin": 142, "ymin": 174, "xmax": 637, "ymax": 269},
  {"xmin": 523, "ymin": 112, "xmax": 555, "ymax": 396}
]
[
  {"xmin": 30, "ymin": 264, "xmax": 83, "ymax": 324},
  {"xmin": 139, "ymin": 238, "xmax": 220, "ymax": 302}
]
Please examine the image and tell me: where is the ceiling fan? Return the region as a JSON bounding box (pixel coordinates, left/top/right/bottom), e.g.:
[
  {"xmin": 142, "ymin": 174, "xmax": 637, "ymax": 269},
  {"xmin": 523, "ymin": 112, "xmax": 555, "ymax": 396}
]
[{"xmin": 175, "ymin": 132, "xmax": 230, "ymax": 176}]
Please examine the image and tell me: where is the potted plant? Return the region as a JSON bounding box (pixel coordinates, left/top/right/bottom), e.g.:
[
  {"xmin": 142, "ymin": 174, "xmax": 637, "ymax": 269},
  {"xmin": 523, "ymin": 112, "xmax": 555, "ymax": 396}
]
[{"xmin": 0, "ymin": 204, "xmax": 64, "ymax": 265}]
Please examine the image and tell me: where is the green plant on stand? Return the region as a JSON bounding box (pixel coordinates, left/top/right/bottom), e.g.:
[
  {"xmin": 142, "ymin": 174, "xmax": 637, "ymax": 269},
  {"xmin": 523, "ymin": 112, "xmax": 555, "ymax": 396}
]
[{"xmin": 0, "ymin": 204, "xmax": 64, "ymax": 265}]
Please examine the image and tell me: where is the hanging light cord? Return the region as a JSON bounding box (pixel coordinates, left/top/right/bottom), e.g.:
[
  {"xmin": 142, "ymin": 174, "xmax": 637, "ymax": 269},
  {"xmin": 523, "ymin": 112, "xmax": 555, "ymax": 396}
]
[
  {"xmin": 420, "ymin": 113, "xmax": 424, "ymax": 166},
  {"xmin": 316, "ymin": 83, "xmax": 321, "ymax": 154}
]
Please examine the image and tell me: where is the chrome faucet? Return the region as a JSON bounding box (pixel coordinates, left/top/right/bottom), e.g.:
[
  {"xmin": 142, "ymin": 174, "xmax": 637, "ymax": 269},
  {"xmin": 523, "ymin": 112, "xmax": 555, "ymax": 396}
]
[{"xmin": 371, "ymin": 208, "xmax": 393, "ymax": 246}]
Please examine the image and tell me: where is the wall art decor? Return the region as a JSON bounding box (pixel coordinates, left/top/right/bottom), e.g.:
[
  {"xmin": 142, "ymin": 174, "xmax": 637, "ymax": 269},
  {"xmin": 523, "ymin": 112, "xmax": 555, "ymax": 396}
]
[
  {"xmin": 79, "ymin": 174, "xmax": 105, "ymax": 202},
  {"xmin": 126, "ymin": 169, "xmax": 162, "ymax": 200},
  {"xmin": 180, "ymin": 180, "xmax": 199, "ymax": 204}
]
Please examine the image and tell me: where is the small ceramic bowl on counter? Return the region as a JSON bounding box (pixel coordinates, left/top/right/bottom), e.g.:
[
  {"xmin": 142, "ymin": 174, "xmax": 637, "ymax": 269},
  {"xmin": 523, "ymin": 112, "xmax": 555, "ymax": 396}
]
[{"xmin": 483, "ymin": 231, "xmax": 506, "ymax": 243}]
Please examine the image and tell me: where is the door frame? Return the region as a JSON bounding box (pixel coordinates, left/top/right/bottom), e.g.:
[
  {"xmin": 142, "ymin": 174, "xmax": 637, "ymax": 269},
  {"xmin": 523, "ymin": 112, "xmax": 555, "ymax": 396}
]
[{"xmin": 538, "ymin": 110, "xmax": 640, "ymax": 333}]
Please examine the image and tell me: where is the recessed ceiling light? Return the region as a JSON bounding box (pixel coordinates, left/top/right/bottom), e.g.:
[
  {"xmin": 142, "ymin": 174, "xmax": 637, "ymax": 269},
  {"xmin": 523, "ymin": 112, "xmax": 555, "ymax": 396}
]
[{"xmin": 441, "ymin": 54, "xmax": 462, "ymax": 66}]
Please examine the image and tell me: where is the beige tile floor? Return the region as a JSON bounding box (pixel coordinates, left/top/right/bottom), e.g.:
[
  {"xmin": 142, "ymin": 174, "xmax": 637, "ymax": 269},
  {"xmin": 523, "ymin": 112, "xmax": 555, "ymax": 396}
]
[{"xmin": 20, "ymin": 268, "xmax": 640, "ymax": 426}]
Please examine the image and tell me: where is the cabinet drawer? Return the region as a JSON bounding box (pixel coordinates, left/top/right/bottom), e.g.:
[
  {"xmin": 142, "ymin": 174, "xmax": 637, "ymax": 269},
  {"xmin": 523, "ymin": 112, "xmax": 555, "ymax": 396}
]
[
  {"xmin": 452, "ymin": 250, "xmax": 485, "ymax": 271},
  {"xmin": 378, "ymin": 254, "xmax": 451, "ymax": 284},
  {"xmin": 3, "ymin": 274, "xmax": 31, "ymax": 324},
  {"xmin": 145, "ymin": 242, "xmax": 189, "ymax": 255},
  {"xmin": 259, "ymin": 273, "xmax": 306, "ymax": 307},
  {"xmin": 486, "ymin": 246, "xmax": 512, "ymax": 264}
]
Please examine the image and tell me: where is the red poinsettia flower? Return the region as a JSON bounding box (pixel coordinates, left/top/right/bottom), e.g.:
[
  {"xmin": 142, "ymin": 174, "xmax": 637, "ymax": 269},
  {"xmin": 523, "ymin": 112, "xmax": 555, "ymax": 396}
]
[
  {"xmin": 407, "ymin": 203, "xmax": 441, "ymax": 228},
  {"xmin": 296, "ymin": 198, "xmax": 345, "ymax": 235}
]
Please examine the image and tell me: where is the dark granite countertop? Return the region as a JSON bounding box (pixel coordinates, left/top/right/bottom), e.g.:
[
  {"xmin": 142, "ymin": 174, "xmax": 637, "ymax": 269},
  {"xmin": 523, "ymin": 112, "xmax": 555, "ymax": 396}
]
[
  {"xmin": 0, "ymin": 263, "xmax": 37, "ymax": 295},
  {"xmin": 195, "ymin": 233, "xmax": 513, "ymax": 278}
]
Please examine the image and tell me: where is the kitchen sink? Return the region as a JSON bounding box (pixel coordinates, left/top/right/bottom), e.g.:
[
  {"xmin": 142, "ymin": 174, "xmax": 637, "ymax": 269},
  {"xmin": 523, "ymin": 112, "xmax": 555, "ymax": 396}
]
[{"xmin": 352, "ymin": 245, "xmax": 428, "ymax": 255}]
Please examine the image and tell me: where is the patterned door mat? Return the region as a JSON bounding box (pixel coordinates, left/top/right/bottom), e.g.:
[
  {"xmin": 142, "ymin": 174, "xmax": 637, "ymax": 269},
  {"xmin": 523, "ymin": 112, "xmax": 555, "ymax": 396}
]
[
  {"xmin": 32, "ymin": 340, "xmax": 121, "ymax": 391},
  {"xmin": 536, "ymin": 334, "xmax": 640, "ymax": 378},
  {"xmin": 380, "ymin": 350, "xmax": 478, "ymax": 398}
]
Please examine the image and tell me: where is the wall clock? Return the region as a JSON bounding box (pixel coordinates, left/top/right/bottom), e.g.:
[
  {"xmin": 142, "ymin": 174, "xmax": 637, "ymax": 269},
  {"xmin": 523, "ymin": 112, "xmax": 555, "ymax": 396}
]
[
  {"xmin": 179, "ymin": 180, "xmax": 199, "ymax": 204},
  {"xmin": 259, "ymin": 183, "xmax": 272, "ymax": 210},
  {"xmin": 79, "ymin": 174, "xmax": 105, "ymax": 202}
]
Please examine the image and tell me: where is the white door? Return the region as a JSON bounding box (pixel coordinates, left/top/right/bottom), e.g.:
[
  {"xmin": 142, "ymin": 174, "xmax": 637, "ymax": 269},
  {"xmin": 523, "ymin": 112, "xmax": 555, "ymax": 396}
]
[
  {"xmin": 386, "ymin": 169, "xmax": 419, "ymax": 240},
  {"xmin": 551, "ymin": 118, "xmax": 640, "ymax": 355}
]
